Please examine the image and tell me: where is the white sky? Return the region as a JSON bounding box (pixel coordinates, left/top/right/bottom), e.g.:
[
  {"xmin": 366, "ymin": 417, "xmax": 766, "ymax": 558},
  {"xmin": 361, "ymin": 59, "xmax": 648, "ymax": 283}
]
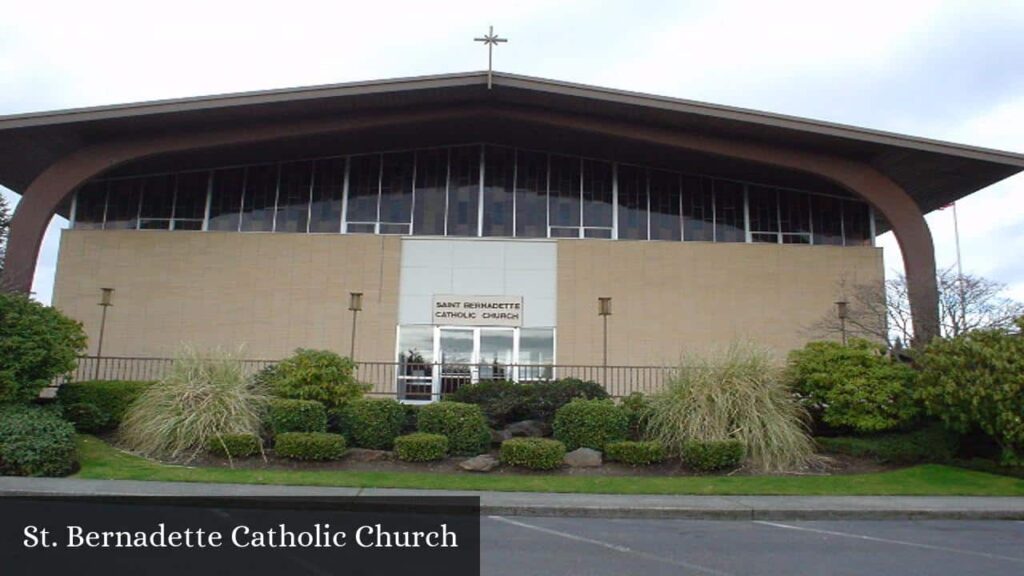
[{"xmin": 2, "ymin": 0, "xmax": 1023, "ymax": 304}]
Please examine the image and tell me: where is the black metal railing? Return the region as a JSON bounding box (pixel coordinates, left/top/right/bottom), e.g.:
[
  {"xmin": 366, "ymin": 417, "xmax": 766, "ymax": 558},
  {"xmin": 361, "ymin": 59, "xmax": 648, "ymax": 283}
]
[{"xmin": 61, "ymin": 357, "xmax": 677, "ymax": 399}]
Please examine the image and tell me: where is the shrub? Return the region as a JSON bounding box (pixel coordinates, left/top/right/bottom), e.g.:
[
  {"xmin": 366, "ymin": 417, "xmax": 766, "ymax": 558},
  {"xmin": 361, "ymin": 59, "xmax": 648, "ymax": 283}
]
[
  {"xmin": 63, "ymin": 402, "xmax": 104, "ymax": 432},
  {"xmin": 266, "ymin": 399, "xmax": 327, "ymax": 434},
  {"xmin": 0, "ymin": 293, "xmax": 87, "ymax": 404},
  {"xmin": 500, "ymin": 438, "xmax": 565, "ymax": 470},
  {"xmin": 605, "ymin": 440, "xmax": 666, "ymax": 466},
  {"xmin": 393, "ymin": 433, "xmax": 448, "ymax": 462},
  {"xmin": 552, "ymin": 398, "xmax": 628, "ymax": 451},
  {"xmin": 681, "ymin": 439, "xmax": 746, "ymax": 472},
  {"xmin": 620, "ymin": 392, "xmax": 651, "ymax": 440},
  {"xmin": 448, "ymin": 380, "xmax": 529, "ymax": 427},
  {"xmin": 786, "ymin": 339, "xmax": 919, "ymax": 433},
  {"xmin": 918, "ymin": 320, "xmax": 1024, "ymax": 465},
  {"xmin": 206, "ymin": 433, "xmax": 262, "ymax": 459},
  {"xmin": 274, "ymin": 432, "xmax": 347, "ymax": 461},
  {"xmin": 816, "ymin": 424, "xmax": 959, "ymax": 464},
  {"xmin": 119, "ymin": 348, "xmax": 268, "ymax": 461},
  {"xmin": 523, "ymin": 378, "xmax": 609, "ymax": 423},
  {"xmin": 401, "ymin": 403, "xmax": 421, "ymax": 435},
  {"xmin": 0, "ymin": 404, "xmax": 77, "ymax": 476},
  {"xmin": 57, "ymin": 380, "xmax": 153, "ymax": 432},
  {"xmin": 417, "ymin": 402, "xmax": 491, "ymax": 455},
  {"xmin": 259, "ymin": 349, "xmax": 368, "ymax": 409},
  {"xmin": 646, "ymin": 343, "xmax": 817, "ymax": 472},
  {"xmin": 339, "ymin": 398, "xmax": 406, "ymax": 449}
]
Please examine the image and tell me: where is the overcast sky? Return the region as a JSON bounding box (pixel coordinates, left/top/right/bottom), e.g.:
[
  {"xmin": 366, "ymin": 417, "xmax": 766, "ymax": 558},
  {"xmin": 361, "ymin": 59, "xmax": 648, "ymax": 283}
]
[{"xmin": 2, "ymin": 0, "xmax": 1023, "ymax": 304}]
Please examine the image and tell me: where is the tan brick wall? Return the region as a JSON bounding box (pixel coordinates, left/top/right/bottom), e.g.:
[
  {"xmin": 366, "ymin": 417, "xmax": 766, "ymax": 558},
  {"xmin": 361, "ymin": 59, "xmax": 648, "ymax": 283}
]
[
  {"xmin": 52, "ymin": 231, "xmax": 401, "ymax": 363},
  {"xmin": 556, "ymin": 240, "xmax": 884, "ymax": 365}
]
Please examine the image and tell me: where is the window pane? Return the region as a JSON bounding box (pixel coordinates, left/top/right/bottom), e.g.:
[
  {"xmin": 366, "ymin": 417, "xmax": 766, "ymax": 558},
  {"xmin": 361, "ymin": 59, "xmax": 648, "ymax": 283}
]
[
  {"xmin": 380, "ymin": 151, "xmax": 414, "ymax": 224},
  {"xmin": 379, "ymin": 223, "xmax": 410, "ymax": 235},
  {"xmin": 398, "ymin": 326, "xmax": 435, "ymax": 367},
  {"xmin": 519, "ymin": 327, "xmax": 555, "ymax": 379},
  {"xmin": 173, "ymin": 171, "xmax": 208, "ymax": 230},
  {"xmin": 548, "ymin": 154, "xmax": 580, "ymax": 227},
  {"xmin": 843, "ymin": 200, "xmax": 871, "ymax": 245},
  {"xmin": 649, "ymin": 170, "xmax": 681, "ymax": 241},
  {"xmin": 584, "ymin": 228, "xmax": 612, "ymax": 239},
  {"xmin": 446, "ymin": 145, "xmax": 480, "ymax": 236},
  {"xmin": 240, "ymin": 164, "xmax": 278, "ymax": 232},
  {"xmin": 748, "ymin": 185, "xmax": 778, "ymax": 241},
  {"xmin": 208, "ymin": 168, "xmax": 244, "ymax": 232},
  {"xmin": 104, "ymin": 178, "xmax": 142, "ymax": 230},
  {"xmin": 139, "ymin": 174, "xmax": 175, "ymax": 229},
  {"xmin": 309, "ymin": 158, "xmax": 345, "ymax": 233},
  {"xmin": 617, "ymin": 164, "xmax": 647, "ymax": 240},
  {"xmin": 74, "ymin": 181, "xmax": 107, "ymax": 229},
  {"xmin": 346, "ymin": 154, "xmax": 379, "ymax": 225},
  {"xmin": 515, "ymin": 150, "xmax": 547, "ymax": 238},
  {"xmin": 274, "ymin": 161, "xmax": 312, "ymax": 233},
  {"xmin": 714, "ymin": 180, "xmax": 745, "ymax": 243},
  {"xmin": 550, "ymin": 227, "xmax": 579, "ymax": 238},
  {"xmin": 482, "ymin": 145, "xmax": 515, "ymax": 237},
  {"xmin": 413, "ymin": 148, "xmax": 447, "ymax": 236},
  {"xmin": 582, "ymin": 159, "xmax": 613, "ymax": 228},
  {"xmin": 479, "ymin": 329, "xmax": 514, "ymax": 381},
  {"xmin": 779, "ymin": 188, "xmax": 812, "ymax": 238},
  {"xmin": 682, "ymin": 176, "xmax": 713, "ymax": 241},
  {"xmin": 811, "ymin": 194, "xmax": 844, "ymax": 246}
]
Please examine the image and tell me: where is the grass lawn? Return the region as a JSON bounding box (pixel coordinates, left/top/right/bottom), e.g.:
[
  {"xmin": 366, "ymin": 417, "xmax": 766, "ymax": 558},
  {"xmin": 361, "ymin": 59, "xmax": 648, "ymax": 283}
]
[{"xmin": 72, "ymin": 436, "xmax": 1024, "ymax": 496}]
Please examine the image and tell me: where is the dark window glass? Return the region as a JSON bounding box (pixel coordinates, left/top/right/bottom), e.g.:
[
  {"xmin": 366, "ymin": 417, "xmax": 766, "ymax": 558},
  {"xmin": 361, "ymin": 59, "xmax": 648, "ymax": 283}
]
[
  {"xmin": 549, "ymin": 227, "xmax": 579, "ymax": 238},
  {"xmin": 240, "ymin": 164, "xmax": 278, "ymax": 232},
  {"xmin": 682, "ymin": 176, "xmax": 713, "ymax": 242},
  {"xmin": 309, "ymin": 158, "xmax": 345, "ymax": 233},
  {"xmin": 748, "ymin": 185, "xmax": 778, "ymax": 242},
  {"xmin": 208, "ymin": 168, "xmax": 245, "ymax": 232},
  {"xmin": 515, "ymin": 150, "xmax": 547, "ymax": 238},
  {"xmin": 380, "ymin": 151, "xmax": 414, "ymax": 225},
  {"xmin": 715, "ymin": 180, "xmax": 745, "ymax": 243},
  {"xmin": 173, "ymin": 171, "xmax": 209, "ymax": 230},
  {"xmin": 139, "ymin": 174, "xmax": 175, "ymax": 230},
  {"xmin": 779, "ymin": 189, "xmax": 812, "ymax": 242},
  {"xmin": 649, "ymin": 170, "xmax": 681, "ymax": 241},
  {"xmin": 413, "ymin": 148, "xmax": 447, "ymax": 236},
  {"xmin": 274, "ymin": 161, "xmax": 312, "ymax": 233},
  {"xmin": 582, "ymin": 159, "xmax": 613, "ymax": 228},
  {"xmin": 811, "ymin": 194, "xmax": 844, "ymax": 246},
  {"xmin": 346, "ymin": 154, "xmax": 380, "ymax": 227},
  {"xmin": 74, "ymin": 181, "xmax": 107, "ymax": 229},
  {"xmin": 446, "ymin": 145, "xmax": 480, "ymax": 236},
  {"xmin": 548, "ymin": 155, "xmax": 580, "ymax": 227},
  {"xmin": 584, "ymin": 228, "xmax": 612, "ymax": 239},
  {"xmin": 347, "ymin": 223, "xmax": 375, "ymax": 234},
  {"xmin": 482, "ymin": 145, "xmax": 515, "ymax": 237},
  {"xmin": 104, "ymin": 178, "xmax": 142, "ymax": 230},
  {"xmin": 843, "ymin": 200, "xmax": 871, "ymax": 245},
  {"xmin": 379, "ymin": 223, "xmax": 411, "ymax": 235},
  {"xmin": 617, "ymin": 164, "xmax": 647, "ymax": 240}
]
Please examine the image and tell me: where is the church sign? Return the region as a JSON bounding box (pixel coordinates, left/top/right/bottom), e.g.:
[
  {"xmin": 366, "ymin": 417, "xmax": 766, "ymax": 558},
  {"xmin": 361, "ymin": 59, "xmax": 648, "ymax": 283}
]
[{"xmin": 432, "ymin": 295, "xmax": 523, "ymax": 327}]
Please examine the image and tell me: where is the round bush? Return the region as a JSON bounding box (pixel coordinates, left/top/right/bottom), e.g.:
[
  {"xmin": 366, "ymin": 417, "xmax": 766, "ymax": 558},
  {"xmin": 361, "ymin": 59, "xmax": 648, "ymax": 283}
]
[
  {"xmin": 552, "ymin": 398, "xmax": 628, "ymax": 451},
  {"xmin": 393, "ymin": 433, "xmax": 448, "ymax": 462},
  {"xmin": 259, "ymin": 349, "xmax": 369, "ymax": 409},
  {"xmin": 522, "ymin": 378, "xmax": 609, "ymax": 423},
  {"xmin": 58, "ymin": 380, "xmax": 153, "ymax": 432},
  {"xmin": 417, "ymin": 402, "xmax": 491, "ymax": 456},
  {"xmin": 274, "ymin": 432, "xmax": 347, "ymax": 461},
  {"xmin": 206, "ymin": 433, "xmax": 262, "ymax": 459},
  {"xmin": 0, "ymin": 293, "xmax": 87, "ymax": 404},
  {"xmin": 500, "ymin": 438, "xmax": 565, "ymax": 470},
  {"xmin": 605, "ymin": 440, "xmax": 665, "ymax": 466},
  {"xmin": 0, "ymin": 405, "xmax": 77, "ymax": 476},
  {"xmin": 447, "ymin": 380, "xmax": 529, "ymax": 427},
  {"xmin": 338, "ymin": 398, "xmax": 406, "ymax": 449},
  {"xmin": 266, "ymin": 398, "xmax": 327, "ymax": 434},
  {"xmin": 681, "ymin": 439, "xmax": 746, "ymax": 472},
  {"xmin": 63, "ymin": 402, "xmax": 105, "ymax": 433}
]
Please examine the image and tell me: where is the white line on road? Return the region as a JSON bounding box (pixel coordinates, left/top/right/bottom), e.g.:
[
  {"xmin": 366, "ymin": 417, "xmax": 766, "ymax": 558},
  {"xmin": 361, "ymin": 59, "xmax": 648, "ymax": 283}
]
[
  {"xmin": 488, "ymin": 515, "xmax": 734, "ymax": 576},
  {"xmin": 753, "ymin": 521, "xmax": 1024, "ymax": 564}
]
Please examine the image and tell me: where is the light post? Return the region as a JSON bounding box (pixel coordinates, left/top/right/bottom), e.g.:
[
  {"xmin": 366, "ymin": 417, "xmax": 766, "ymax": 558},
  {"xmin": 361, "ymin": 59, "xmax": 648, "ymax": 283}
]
[
  {"xmin": 598, "ymin": 297, "xmax": 612, "ymax": 366},
  {"xmin": 835, "ymin": 300, "xmax": 849, "ymax": 346},
  {"xmin": 94, "ymin": 288, "xmax": 114, "ymax": 380},
  {"xmin": 349, "ymin": 292, "xmax": 363, "ymax": 359}
]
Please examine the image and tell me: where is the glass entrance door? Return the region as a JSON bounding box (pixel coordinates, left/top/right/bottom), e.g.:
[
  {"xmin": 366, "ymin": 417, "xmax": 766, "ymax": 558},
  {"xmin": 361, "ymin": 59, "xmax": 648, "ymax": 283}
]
[
  {"xmin": 478, "ymin": 328, "xmax": 515, "ymax": 382},
  {"xmin": 438, "ymin": 328, "xmax": 474, "ymax": 395}
]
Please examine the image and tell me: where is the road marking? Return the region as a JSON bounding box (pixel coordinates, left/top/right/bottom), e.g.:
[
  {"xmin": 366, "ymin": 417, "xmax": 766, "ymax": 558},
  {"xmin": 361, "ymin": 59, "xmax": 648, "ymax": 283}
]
[
  {"xmin": 489, "ymin": 515, "xmax": 734, "ymax": 576},
  {"xmin": 753, "ymin": 521, "xmax": 1024, "ymax": 564}
]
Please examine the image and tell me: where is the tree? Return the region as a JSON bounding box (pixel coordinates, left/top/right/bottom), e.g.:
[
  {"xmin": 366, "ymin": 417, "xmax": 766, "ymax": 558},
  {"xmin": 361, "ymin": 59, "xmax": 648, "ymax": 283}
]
[{"xmin": 0, "ymin": 192, "xmax": 10, "ymax": 288}]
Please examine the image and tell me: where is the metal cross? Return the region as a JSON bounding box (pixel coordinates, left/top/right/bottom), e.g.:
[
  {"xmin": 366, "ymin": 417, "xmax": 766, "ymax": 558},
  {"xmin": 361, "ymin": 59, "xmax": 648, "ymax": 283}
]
[{"xmin": 474, "ymin": 25, "xmax": 508, "ymax": 89}]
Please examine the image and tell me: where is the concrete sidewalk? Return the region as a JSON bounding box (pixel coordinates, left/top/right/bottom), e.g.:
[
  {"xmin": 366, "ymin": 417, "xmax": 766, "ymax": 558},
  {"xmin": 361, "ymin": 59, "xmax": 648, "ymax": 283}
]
[{"xmin": 2, "ymin": 476, "xmax": 1023, "ymax": 520}]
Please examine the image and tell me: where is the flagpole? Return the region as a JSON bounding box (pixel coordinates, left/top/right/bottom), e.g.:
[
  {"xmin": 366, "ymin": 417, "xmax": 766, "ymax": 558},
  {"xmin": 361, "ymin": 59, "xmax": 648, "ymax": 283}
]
[{"xmin": 952, "ymin": 202, "xmax": 967, "ymax": 333}]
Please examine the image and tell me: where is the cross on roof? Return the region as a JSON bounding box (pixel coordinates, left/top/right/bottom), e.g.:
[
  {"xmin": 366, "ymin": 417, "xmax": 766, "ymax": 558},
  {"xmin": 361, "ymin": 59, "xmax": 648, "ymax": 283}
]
[{"xmin": 474, "ymin": 25, "xmax": 508, "ymax": 90}]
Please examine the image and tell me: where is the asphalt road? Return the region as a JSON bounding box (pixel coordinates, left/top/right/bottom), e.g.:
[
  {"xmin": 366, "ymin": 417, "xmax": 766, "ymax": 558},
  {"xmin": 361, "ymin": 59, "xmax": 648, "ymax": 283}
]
[{"xmin": 481, "ymin": 517, "xmax": 1024, "ymax": 576}]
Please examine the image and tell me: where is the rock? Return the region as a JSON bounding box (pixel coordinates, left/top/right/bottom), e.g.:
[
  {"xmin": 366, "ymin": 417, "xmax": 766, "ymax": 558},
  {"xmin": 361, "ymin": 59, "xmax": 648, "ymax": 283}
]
[
  {"xmin": 347, "ymin": 448, "xmax": 392, "ymax": 462},
  {"xmin": 491, "ymin": 429, "xmax": 513, "ymax": 444},
  {"xmin": 459, "ymin": 454, "xmax": 500, "ymax": 472},
  {"xmin": 504, "ymin": 420, "xmax": 551, "ymax": 438},
  {"xmin": 564, "ymin": 448, "xmax": 602, "ymax": 467}
]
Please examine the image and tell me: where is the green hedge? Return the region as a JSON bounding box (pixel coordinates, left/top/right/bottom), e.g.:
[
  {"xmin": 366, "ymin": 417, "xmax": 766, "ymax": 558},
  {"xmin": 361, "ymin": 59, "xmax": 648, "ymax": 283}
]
[
  {"xmin": 553, "ymin": 398, "xmax": 628, "ymax": 451},
  {"xmin": 57, "ymin": 380, "xmax": 153, "ymax": 432},
  {"xmin": 393, "ymin": 433, "xmax": 449, "ymax": 462},
  {"xmin": 500, "ymin": 438, "xmax": 565, "ymax": 470},
  {"xmin": 0, "ymin": 405, "xmax": 77, "ymax": 476},
  {"xmin": 816, "ymin": 425, "xmax": 959, "ymax": 464},
  {"xmin": 448, "ymin": 378, "xmax": 610, "ymax": 426},
  {"xmin": 206, "ymin": 433, "xmax": 263, "ymax": 459},
  {"xmin": 266, "ymin": 399, "xmax": 327, "ymax": 434},
  {"xmin": 681, "ymin": 439, "xmax": 745, "ymax": 472},
  {"xmin": 605, "ymin": 440, "xmax": 665, "ymax": 466},
  {"xmin": 417, "ymin": 402, "xmax": 490, "ymax": 456},
  {"xmin": 338, "ymin": 398, "xmax": 406, "ymax": 450},
  {"xmin": 274, "ymin": 432, "xmax": 347, "ymax": 460},
  {"xmin": 258, "ymin": 349, "xmax": 368, "ymax": 409}
]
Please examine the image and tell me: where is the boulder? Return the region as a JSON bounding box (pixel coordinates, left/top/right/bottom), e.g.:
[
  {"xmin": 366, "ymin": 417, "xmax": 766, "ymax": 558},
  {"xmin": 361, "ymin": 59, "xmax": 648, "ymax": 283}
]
[
  {"xmin": 564, "ymin": 447, "xmax": 602, "ymax": 467},
  {"xmin": 504, "ymin": 420, "xmax": 551, "ymax": 438},
  {"xmin": 347, "ymin": 448, "xmax": 392, "ymax": 462},
  {"xmin": 491, "ymin": 428, "xmax": 513, "ymax": 444},
  {"xmin": 459, "ymin": 454, "xmax": 500, "ymax": 472}
]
